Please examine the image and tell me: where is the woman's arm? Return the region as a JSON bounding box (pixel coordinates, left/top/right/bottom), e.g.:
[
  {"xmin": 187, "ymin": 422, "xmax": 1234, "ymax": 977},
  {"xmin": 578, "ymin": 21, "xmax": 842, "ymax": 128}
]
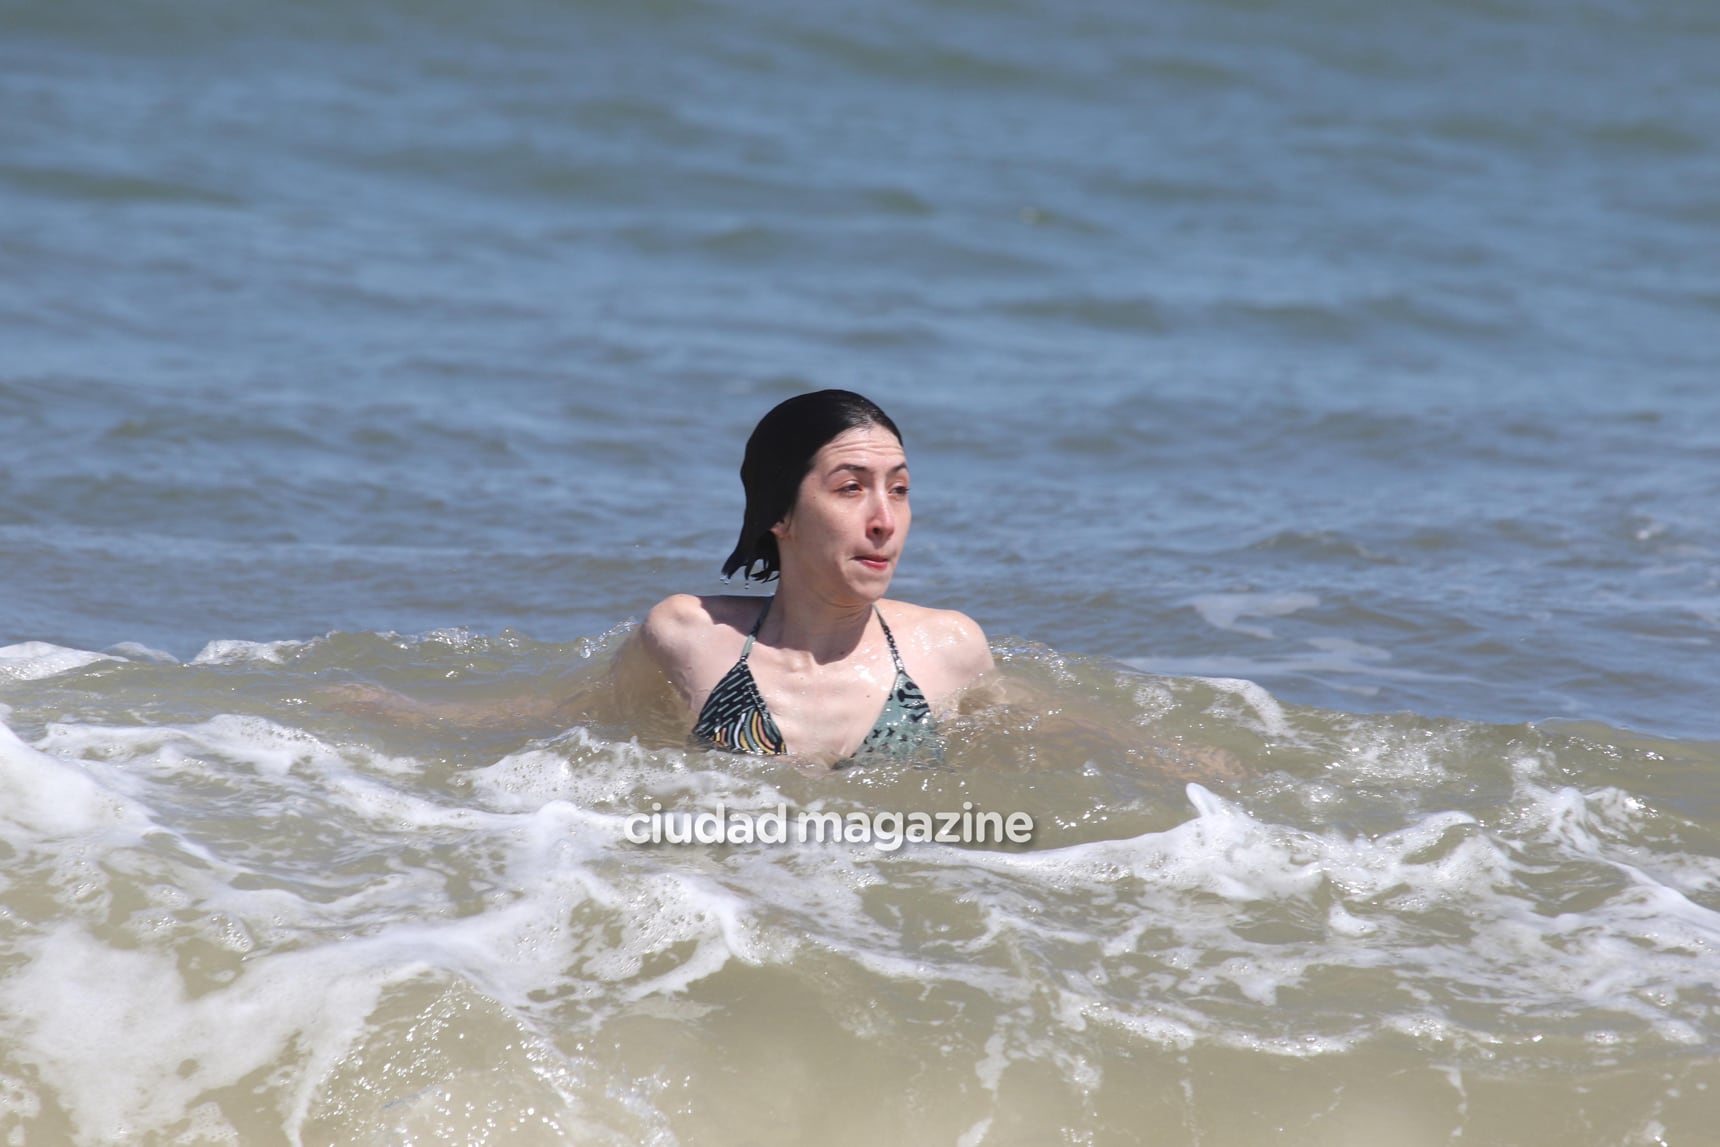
[
  {"xmin": 320, "ymin": 678, "xmax": 586, "ymax": 733},
  {"xmin": 322, "ymin": 598, "xmax": 704, "ymax": 742},
  {"xmin": 609, "ymin": 617, "xmax": 696, "ymax": 735}
]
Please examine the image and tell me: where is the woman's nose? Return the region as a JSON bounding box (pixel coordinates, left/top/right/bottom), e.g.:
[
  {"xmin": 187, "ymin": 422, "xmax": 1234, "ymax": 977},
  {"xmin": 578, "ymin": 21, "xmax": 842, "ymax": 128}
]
[{"xmin": 868, "ymin": 493, "xmax": 895, "ymax": 537}]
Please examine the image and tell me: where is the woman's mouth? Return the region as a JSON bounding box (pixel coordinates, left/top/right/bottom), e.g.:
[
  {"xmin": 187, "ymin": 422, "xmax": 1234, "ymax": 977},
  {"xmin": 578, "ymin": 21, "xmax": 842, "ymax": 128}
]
[{"xmin": 857, "ymin": 555, "xmax": 890, "ymax": 571}]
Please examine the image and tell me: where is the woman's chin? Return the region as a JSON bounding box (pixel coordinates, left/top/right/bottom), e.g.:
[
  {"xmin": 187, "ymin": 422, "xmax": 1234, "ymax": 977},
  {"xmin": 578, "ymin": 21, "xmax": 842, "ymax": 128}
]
[{"xmin": 848, "ymin": 574, "xmax": 894, "ymax": 602}]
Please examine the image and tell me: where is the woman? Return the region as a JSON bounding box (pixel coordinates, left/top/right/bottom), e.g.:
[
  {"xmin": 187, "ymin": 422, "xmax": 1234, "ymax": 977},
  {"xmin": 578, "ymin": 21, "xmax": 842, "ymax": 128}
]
[
  {"xmin": 329, "ymin": 390, "xmax": 1237, "ymax": 780},
  {"xmin": 626, "ymin": 390, "xmax": 994, "ymax": 764}
]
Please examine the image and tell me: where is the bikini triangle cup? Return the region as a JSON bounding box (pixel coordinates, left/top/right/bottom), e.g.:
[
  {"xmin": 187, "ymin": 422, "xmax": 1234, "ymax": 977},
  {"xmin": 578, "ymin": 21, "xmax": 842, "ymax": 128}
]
[{"xmin": 691, "ymin": 598, "xmax": 940, "ymax": 761}]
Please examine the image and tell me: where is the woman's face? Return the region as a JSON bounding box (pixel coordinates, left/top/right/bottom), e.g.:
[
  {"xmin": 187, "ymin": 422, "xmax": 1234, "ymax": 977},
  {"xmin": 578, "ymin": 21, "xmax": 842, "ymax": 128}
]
[{"xmin": 771, "ymin": 424, "xmax": 911, "ymax": 602}]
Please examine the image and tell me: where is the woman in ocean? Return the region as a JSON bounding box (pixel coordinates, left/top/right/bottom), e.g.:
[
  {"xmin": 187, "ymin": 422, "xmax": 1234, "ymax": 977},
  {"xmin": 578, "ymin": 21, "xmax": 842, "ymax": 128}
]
[
  {"xmin": 325, "ymin": 389, "xmax": 993, "ymax": 762},
  {"xmin": 614, "ymin": 389, "xmax": 995, "ymax": 766},
  {"xmin": 331, "ymin": 389, "xmax": 1234, "ymax": 780}
]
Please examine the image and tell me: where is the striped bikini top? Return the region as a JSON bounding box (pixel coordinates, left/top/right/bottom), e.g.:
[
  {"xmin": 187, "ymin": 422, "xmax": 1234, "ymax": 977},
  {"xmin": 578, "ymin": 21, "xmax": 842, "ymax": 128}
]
[{"xmin": 692, "ymin": 598, "xmax": 939, "ymax": 761}]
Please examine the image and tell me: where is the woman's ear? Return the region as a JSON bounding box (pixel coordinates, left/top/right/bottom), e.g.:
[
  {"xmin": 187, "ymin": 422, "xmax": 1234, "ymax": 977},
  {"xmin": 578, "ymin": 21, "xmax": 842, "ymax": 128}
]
[{"xmin": 769, "ymin": 513, "xmax": 792, "ymax": 541}]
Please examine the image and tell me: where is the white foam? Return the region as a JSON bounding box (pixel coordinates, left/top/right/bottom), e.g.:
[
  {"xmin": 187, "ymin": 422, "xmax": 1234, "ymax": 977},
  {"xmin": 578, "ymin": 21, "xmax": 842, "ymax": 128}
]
[
  {"xmin": 32, "ymin": 715, "xmax": 431, "ymax": 842},
  {"xmin": 930, "ymin": 776, "xmax": 1720, "ymax": 1056},
  {"xmin": 1194, "ymin": 677, "xmax": 1293, "ymax": 738},
  {"xmin": 189, "ymin": 639, "xmax": 305, "ymax": 666},
  {"xmin": 0, "ymin": 642, "xmax": 122, "ymax": 682},
  {"xmin": 467, "ymin": 729, "xmax": 691, "ymax": 813},
  {"xmin": 0, "ymin": 717, "xmax": 153, "ymax": 839},
  {"xmin": 105, "ymin": 642, "xmax": 179, "ymax": 664},
  {"xmin": 1079, "ymin": 1000, "xmax": 1198, "ymax": 1050},
  {"xmin": 0, "ymin": 922, "xmax": 399, "ymax": 1142},
  {"xmin": 1, "ymin": 717, "xmax": 716, "ymax": 1140},
  {"xmin": 5, "ymin": 693, "xmax": 1717, "ymax": 1141}
]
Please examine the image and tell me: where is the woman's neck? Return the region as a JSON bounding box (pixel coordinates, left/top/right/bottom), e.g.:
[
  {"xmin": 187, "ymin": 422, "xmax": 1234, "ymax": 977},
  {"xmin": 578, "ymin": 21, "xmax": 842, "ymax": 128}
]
[{"xmin": 760, "ymin": 582, "xmax": 877, "ymax": 666}]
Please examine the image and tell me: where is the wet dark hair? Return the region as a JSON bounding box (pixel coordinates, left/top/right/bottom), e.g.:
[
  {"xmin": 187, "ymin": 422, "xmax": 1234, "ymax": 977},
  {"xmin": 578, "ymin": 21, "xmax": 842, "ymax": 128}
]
[{"xmin": 722, "ymin": 390, "xmax": 903, "ymax": 582}]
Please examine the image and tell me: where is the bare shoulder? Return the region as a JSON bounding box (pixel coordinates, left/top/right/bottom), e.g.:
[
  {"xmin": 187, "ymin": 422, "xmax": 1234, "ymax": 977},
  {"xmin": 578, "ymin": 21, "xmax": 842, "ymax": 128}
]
[
  {"xmin": 639, "ymin": 593, "xmax": 708, "ymax": 655},
  {"xmin": 626, "ymin": 594, "xmax": 760, "ymax": 711},
  {"xmin": 640, "ymin": 592, "xmax": 770, "ymax": 671},
  {"xmin": 878, "ymin": 599, "xmax": 995, "ymax": 685}
]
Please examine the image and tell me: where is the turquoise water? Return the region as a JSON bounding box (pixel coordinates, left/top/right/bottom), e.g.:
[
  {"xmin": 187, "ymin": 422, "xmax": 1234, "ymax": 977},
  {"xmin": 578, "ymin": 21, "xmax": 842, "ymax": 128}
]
[{"xmin": 2, "ymin": 0, "xmax": 1718, "ymax": 1143}]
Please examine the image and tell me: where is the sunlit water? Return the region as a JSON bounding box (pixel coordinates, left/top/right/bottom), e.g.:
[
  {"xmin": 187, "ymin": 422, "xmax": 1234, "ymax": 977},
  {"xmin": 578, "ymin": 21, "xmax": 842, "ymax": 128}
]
[
  {"xmin": 3, "ymin": 0, "xmax": 1718, "ymax": 1142},
  {"xmin": 2, "ymin": 633, "xmax": 1715, "ymax": 1144}
]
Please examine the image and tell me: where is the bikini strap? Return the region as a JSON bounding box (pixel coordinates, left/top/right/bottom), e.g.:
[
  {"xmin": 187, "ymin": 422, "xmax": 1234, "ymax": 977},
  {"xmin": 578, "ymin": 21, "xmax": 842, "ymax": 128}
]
[
  {"xmin": 745, "ymin": 599, "xmax": 902, "ymax": 670},
  {"xmin": 740, "ymin": 596, "xmax": 773, "ymax": 660},
  {"xmin": 873, "ymin": 605, "xmax": 908, "ymax": 674}
]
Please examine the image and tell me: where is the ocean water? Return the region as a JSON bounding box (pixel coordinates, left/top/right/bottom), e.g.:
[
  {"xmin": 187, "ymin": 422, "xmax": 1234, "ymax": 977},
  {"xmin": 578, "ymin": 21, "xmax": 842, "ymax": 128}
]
[{"xmin": 3, "ymin": 0, "xmax": 1718, "ymax": 1143}]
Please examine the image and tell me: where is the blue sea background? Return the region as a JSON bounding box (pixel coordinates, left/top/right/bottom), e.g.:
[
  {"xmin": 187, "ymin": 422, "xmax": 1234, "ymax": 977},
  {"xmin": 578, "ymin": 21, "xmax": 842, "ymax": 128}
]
[
  {"xmin": 2, "ymin": 2, "xmax": 1719, "ymax": 1142},
  {"xmin": 5, "ymin": 0, "xmax": 1717, "ymax": 741}
]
